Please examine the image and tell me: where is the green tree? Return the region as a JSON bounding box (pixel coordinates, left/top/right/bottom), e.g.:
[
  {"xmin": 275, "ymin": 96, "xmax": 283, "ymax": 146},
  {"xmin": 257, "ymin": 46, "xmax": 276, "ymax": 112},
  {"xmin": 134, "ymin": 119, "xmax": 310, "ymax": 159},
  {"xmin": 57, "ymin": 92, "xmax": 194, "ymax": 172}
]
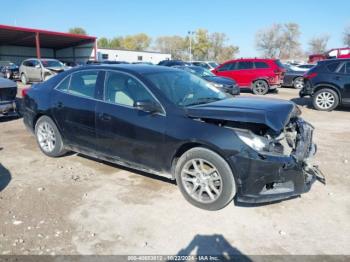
[
  {"xmin": 155, "ymin": 36, "xmax": 187, "ymax": 59},
  {"xmin": 192, "ymin": 29, "xmax": 211, "ymax": 60},
  {"xmin": 110, "ymin": 37, "xmax": 123, "ymax": 49},
  {"xmin": 68, "ymin": 27, "xmax": 87, "ymax": 35},
  {"xmin": 121, "ymin": 33, "xmax": 151, "ymax": 51},
  {"xmin": 217, "ymin": 45, "xmax": 240, "ymax": 63},
  {"xmin": 97, "ymin": 37, "xmax": 110, "ymax": 48}
]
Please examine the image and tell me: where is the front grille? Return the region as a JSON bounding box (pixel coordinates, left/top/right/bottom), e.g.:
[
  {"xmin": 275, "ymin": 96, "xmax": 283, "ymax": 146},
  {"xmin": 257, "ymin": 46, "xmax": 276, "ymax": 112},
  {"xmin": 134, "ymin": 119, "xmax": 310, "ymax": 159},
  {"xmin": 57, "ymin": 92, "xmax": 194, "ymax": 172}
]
[{"xmin": 0, "ymin": 87, "xmax": 17, "ymax": 101}]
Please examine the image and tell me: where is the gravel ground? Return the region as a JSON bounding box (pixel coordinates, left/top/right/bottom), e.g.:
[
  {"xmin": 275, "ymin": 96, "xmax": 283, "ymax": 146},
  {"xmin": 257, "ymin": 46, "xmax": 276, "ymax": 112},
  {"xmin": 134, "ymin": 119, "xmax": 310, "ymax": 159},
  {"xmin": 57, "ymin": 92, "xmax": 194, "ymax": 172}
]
[{"xmin": 0, "ymin": 86, "xmax": 349, "ymax": 256}]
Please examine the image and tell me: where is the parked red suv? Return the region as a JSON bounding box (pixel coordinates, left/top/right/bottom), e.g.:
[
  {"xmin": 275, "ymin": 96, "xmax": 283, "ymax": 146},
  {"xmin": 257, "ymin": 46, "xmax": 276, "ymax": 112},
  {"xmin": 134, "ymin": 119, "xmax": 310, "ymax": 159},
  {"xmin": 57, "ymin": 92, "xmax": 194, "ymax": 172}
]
[{"xmin": 212, "ymin": 58, "xmax": 286, "ymax": 95}]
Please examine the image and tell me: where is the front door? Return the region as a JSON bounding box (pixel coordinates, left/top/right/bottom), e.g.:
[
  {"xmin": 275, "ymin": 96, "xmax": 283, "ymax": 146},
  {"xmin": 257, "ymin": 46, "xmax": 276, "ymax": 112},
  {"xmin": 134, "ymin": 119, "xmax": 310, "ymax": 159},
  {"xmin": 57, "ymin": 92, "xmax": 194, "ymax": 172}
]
[{"xmin": 95, "ymin": 70, "xmax": 166, "ymax": 171}]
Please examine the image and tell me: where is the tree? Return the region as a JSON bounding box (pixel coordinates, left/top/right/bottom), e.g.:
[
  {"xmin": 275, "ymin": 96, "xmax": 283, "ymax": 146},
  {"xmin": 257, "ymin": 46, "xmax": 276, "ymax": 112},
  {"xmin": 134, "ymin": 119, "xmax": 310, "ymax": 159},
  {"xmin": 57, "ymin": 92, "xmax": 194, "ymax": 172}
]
[
  {"xmin": 155, "ymin": 36, "xmax": 187, "ymax": 60},
  {"xmin": 122, "ymin": 33, "xmax": 151, "ymax": 51},
  {"xmin": 343, "ymin": 25, "xmax": 350, "ymax": 47},
  {"xmin": 216, "ymin": 45, "xmax": 240, "ymax": 63},
  {"xmin": 97, "ymin": 37, "xmax": 110, "ymax": 48},
  {"xmin": 192, "ymin": 29, "xmax": 211, "ymax": 60},
  {"xmin": 308, "ymin": 35, "xmax": 329, "ymax": 54},
  {"xmin": 255, "ymin": 23, "xmax": 302, "ymax": 59},
  {"xmin": 68, "ymin": 27, "xmax": 87, "ymax": 35}
]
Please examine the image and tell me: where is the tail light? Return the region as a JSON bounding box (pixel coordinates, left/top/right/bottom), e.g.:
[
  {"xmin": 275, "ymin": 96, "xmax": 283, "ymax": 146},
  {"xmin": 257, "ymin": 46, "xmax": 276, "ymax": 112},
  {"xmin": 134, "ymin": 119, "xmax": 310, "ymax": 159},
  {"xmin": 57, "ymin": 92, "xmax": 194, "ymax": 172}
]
[
  {"xmin": 21, "ymin": 88, "xmax": 30, "ymax": 97},
  {"xmin": 303, "ymin": 72, "xmax": 318, "ymax": 80}
]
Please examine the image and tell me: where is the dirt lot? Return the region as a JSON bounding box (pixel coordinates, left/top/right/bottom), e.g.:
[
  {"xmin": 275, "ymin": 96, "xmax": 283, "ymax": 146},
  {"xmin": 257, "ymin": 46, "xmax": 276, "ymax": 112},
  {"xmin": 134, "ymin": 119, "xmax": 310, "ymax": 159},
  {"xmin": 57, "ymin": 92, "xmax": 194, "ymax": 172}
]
[{"xmin": 0, "ymin": 87, "xmax": 350, "ymax": 256}]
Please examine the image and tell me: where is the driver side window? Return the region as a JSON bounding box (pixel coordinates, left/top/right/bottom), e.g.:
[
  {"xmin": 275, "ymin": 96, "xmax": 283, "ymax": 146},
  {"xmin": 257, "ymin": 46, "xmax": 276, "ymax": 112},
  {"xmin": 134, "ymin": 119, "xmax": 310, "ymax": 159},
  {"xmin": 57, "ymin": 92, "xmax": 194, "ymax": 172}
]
[{"xmin": 104, "ymin": 71, "xmax": 157, "ymax": 107}]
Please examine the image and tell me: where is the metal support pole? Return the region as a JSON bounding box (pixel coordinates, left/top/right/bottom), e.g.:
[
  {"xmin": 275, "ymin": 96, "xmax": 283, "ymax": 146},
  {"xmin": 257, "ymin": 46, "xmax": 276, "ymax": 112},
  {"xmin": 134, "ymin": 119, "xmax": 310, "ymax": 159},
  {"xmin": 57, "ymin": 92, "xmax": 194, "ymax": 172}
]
[{"xmin": 35, "ymin": 32, "xmax": 41, "ymax": 59}]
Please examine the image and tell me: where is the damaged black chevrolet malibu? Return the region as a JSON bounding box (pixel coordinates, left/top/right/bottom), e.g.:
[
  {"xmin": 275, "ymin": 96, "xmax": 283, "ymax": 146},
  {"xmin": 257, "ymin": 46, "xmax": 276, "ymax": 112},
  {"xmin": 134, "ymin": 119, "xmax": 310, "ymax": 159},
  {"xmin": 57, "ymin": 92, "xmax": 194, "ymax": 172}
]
[{"xmin": 22, "ymin": 65, "xmax": 324, "ymax": 210}]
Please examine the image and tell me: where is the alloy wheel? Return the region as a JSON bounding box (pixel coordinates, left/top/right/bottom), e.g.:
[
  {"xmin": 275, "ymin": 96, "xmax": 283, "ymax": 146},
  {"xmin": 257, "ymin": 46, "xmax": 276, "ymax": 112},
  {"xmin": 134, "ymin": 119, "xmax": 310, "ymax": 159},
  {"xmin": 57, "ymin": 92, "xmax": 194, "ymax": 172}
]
[
  {"xmin": 37, "ymin": 122, "xmax": 56, "ymax": 153},
  {"xmin": 253, "ymin": 80, "xmax": 268, "ymax": 95},
  {"xmin": 315, "ymin": 91, "xmax": 335, "ymax": 110},
  {"xmin": 294, "ymin": 77, "xmax": 304, "ymax": 89},
  {"xmin": 180, "ymin": 158, "xmax": 223, "ymax": 204}
]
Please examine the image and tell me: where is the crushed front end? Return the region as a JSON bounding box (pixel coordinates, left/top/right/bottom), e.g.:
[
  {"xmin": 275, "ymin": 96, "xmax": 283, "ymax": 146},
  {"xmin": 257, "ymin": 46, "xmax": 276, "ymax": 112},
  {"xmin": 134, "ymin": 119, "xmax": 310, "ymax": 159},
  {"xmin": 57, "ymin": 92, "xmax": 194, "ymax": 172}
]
[{"xmin": 230, "ymin": 112, "xmax": 325, "ymax": 204}]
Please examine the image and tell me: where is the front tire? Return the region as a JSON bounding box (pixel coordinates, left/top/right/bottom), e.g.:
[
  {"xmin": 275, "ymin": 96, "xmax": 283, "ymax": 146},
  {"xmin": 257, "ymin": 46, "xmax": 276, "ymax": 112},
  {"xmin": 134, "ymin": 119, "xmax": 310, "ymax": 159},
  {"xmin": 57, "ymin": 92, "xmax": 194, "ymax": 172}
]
[
  {"xmin": 21, "ymin": 73, "xmax": 28, "ymax": 85},
  {"xmin": 175, "ymin": 147, "xmax": 236, "ymax": 211},
  {"xmin": 312, "ymin": 88, "xmax": 339, "ymax": 111},
  {"xmin": 35, "ymin": 116, "xmax": 67, "ymax": 157},
  {"xmin": 252, "ymin": 80, "xmax": 269, "ymax": 95}
]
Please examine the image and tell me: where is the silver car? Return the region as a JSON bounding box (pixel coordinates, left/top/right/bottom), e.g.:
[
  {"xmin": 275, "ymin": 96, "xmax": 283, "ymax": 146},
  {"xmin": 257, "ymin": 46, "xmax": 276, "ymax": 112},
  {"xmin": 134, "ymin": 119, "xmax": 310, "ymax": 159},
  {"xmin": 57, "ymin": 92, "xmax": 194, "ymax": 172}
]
[{"xmin": 19, "ymin": 58, "xmax": 66, "ymax": 84}]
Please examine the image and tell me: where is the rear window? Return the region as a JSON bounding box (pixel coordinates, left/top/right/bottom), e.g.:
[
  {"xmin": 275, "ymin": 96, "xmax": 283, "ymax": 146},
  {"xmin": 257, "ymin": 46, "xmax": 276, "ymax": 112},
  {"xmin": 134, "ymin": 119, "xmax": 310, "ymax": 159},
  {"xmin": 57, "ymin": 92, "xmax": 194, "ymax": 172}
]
[
  {"xmin": 275, "ymin": 60, "xmax": 284, "ymax": 68},
  {"xmin": 327, "ymin": 62, "xmax": 341, "ymax": 72},
  {"xmin": 254, "ymin": 62, "xmax": 269, "ymax": 69}
]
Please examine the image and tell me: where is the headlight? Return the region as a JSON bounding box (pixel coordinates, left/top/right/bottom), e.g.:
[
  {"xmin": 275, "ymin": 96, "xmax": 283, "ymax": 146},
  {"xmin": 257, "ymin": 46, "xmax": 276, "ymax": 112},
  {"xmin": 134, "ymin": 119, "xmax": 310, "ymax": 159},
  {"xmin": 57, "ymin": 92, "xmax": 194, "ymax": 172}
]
[
  {"xmin": 212, "ymin": 83, "xmax": 224, "ymax": 88},
  {"xmin": 234, "ymin": 129, "xmax": 270, "ymax": 152}
]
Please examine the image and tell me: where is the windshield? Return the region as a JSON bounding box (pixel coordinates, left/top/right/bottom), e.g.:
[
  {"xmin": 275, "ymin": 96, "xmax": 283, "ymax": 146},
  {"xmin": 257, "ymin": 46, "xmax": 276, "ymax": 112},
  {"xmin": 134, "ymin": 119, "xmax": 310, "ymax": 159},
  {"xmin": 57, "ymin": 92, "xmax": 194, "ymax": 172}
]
[
  {"xmin": 143, "ymin": 70, "xmax": 228, "ymax": 107},
  {"xmin": 189, "ymin": 67, "xmax": 215, "ymax": 77},
  {"xmin": 41, "ymin": 60, "xmax": 64, "ymax": 68},
  {"xmin": 209, "ymin": 62, "xmax": 219, "ymax": 68}
]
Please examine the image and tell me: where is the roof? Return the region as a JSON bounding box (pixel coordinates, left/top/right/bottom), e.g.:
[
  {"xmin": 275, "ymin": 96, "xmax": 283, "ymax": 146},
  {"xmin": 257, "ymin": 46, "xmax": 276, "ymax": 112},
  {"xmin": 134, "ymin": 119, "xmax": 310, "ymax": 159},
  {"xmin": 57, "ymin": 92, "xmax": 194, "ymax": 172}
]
[
  {"xmin": 97, "ymin": 47, "xmax": 170, "ymax": 55},
  {"xmin": 0, "ymin": 24, "xmax": 96, "ymax": 49},
  {"xmin": 84, "ymin": 64, "xmax": 180, "ymax": 74}
]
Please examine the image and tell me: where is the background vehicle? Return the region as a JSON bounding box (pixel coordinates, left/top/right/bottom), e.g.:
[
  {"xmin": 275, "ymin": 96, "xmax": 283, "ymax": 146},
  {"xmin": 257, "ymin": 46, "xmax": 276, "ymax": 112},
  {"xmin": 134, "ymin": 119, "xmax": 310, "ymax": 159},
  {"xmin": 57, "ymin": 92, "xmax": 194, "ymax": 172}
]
[
  {"xmin": 308, "ymin": 47, "xmax": 350, "ymax": 63},
  {"xmin": 19, "ymin": 58, "xmax": 66, "ymax": 84},
  {"xmin": 283, "ymin": 64, "xmax": 307, "ymax": 89},
  {"xmin": 300, "ymin": 59, "xmax": 350, "ymax": 111},
  {"xmin": 158, "ymin": 60, "xmax": 191, "ymax": 67},
  {"xmin": 191, "ymin": 61, "xmax": 219, "ymax": 71},
  {"xmin": 0, "ymin": 61, "xmax": 19, "ymax": 80},
  {"xmin": 212, "ymin": 58, "xmax": 286, "ymax": 95},
  {"xmin": 0, "ymin": 77, "xmax": 17, "ymax": 117},
  {"xmin": 174, "ymin": 65, "xmax": 240, "ymax": 95},
  {"xmin": 22, "ymin": 65, "xmax": 322, "ymax": 210}
]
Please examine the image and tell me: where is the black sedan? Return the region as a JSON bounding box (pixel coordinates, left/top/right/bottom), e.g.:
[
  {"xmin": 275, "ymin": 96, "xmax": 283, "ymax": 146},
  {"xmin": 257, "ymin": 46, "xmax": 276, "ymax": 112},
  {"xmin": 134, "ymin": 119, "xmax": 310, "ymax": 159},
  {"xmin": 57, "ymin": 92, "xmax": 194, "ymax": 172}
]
[
  {"xmin": 22, "ymin": 65, "xmax": 323, "ymax": 210},
  {"xmin": 282, "ymin": 65, "xmax": 306, "ymax": 89},
  {"xmin": 0, "ymin": 61, "xmax": 19, "ymax": 80},
  {"xmin": 174, "ymin": 65, "xmax": 240, "ymax": 95},
  {"xmin": 0, "ymin": 77, "xmax": 18, "ymax": 117}
]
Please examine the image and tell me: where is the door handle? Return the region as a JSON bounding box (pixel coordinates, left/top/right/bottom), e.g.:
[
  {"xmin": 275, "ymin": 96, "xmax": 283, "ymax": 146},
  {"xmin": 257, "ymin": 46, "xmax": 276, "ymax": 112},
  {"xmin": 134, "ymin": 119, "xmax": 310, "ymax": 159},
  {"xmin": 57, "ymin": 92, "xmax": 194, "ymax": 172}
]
[
  {"xmin": 335, "ymin": 76, "xmax": 341, "ymax": 81},
  {"xmin": 56, "ymin": 101, "xmax": 63, "ymax": 108},
  {"xmin": 99, "ymin": 113, "xmax": 111, "ymax": 121}
]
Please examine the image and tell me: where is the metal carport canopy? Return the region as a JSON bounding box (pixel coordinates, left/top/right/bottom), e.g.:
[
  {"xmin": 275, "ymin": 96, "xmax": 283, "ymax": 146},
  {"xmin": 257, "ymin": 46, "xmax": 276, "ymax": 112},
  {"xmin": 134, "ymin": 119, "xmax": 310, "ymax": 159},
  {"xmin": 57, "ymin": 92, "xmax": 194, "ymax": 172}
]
[{"xmin": 0, "ymin": 24, "xmax": 97, "ymax": 59}]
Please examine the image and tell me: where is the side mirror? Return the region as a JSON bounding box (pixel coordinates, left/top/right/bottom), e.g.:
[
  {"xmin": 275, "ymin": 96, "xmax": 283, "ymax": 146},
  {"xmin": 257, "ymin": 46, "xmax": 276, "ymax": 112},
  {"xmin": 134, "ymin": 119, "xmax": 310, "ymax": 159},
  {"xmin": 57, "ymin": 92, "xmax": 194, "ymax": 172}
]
[{"xmin": 134, "ymin": 100, "xmax": 162, "ymax": 114}]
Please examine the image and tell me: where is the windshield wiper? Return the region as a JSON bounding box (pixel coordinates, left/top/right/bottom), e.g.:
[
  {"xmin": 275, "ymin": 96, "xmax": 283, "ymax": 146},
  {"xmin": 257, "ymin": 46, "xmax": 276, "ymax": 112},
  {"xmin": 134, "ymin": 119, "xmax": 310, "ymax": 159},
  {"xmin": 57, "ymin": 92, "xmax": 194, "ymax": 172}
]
[{"xmin": 185, "ymin": 97, "xmax": 223, "ymax": 106}]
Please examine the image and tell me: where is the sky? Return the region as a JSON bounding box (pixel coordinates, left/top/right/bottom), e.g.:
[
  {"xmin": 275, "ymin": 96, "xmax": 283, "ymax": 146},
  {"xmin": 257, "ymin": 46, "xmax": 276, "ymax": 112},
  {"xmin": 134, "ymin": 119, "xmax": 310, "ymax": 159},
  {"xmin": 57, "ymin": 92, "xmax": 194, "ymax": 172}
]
[{"xmin": 1, "ymin": 0, "xmax": 350, "ymax": 57}]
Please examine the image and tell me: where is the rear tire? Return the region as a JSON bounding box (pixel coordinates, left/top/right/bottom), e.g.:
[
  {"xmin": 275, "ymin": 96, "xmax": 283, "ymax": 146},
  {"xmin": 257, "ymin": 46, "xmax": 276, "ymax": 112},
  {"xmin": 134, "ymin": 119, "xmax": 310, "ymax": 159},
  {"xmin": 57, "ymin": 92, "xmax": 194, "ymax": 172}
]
[
  {"xmin": 252, "ymin": 80, "xmax": 269, "ymax": 95},
  {"xmin": 35, "ymin": 116, "xmax": 67, "ymax": 157},
  {"xmin": 175, "ymin": 147, "xmax": 236, "ymax": 211},
  {"xmin": 312, "ymin": 88, "xmax": 339, "ymax": 111},
  {"xmin": 21, "ymin": 73, "xmax": 28, "ymax": 85},
  {"xmin": 293, "ymin": 77, "xmax": 304, "ymax": 89}
]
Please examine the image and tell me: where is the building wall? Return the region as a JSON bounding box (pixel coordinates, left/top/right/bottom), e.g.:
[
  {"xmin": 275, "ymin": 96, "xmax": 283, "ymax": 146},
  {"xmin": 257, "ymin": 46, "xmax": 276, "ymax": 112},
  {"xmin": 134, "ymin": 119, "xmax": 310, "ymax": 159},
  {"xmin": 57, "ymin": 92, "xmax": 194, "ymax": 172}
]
[
  {"xmin": 95, "ymin": 48, "xmax": 171, "ymax": 64},
  {"xmin": 0, "ymin": 43, "xmax": 94, "ymax": 64},
  {"xmin": 0, "ymin": 45, "xmax": 54, "ymax": 64},
  {"xmin": 56, "ymin": 43, "xmax": 95, "ymax": 63}
]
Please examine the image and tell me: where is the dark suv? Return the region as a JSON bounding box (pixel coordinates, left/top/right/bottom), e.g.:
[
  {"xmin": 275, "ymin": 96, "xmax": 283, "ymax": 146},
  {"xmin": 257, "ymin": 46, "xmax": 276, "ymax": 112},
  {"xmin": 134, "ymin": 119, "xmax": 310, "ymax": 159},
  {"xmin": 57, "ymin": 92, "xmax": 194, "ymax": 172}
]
[{"xmin": 300, "ymin": 59, "xmax": 350, "ymax": 111}]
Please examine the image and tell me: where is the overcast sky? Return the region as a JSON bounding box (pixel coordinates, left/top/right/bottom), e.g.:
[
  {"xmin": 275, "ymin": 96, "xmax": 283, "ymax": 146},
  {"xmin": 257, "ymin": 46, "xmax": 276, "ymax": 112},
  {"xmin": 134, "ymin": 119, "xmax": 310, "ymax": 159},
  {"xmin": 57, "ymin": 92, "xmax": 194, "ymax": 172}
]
[{"xmin": 1, "ymin": 0, "xmax": 350, "ymax": 56}]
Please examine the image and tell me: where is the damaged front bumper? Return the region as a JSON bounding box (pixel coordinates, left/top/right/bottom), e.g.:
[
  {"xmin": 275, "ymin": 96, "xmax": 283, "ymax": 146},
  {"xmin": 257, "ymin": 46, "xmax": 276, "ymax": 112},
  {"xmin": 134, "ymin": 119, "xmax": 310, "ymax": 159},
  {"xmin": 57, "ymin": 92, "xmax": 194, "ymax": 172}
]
[{"xmin": 232, "ymin": 119, "xmax": 325, "ymax": 204}]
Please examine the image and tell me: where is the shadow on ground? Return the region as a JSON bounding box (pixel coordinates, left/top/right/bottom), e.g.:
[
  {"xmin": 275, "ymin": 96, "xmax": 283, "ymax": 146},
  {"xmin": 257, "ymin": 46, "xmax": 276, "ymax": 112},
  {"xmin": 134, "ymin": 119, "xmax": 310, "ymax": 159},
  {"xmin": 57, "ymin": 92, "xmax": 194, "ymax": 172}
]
[
  {"xmin": 172, "ymin": 234, "xmax": 251, "ymax": 261},
  {"xmin": 0, "ymin": 162, "xmax": 11, "ymax": 192}
]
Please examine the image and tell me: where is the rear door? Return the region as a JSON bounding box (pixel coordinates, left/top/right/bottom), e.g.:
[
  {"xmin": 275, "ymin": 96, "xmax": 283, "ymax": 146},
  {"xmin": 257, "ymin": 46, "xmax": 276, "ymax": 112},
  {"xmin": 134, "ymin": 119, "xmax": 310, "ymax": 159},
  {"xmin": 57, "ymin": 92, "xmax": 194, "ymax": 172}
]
[
  {"xmin": 31, "ymin": 60, "xmax": 42, "ymax": 81},
  {"xmin": 339, "ymin": 62, "xmax": 350, "ymax": 101},
  {"xmin": 51, "ymin": 69, "xmax": 103, "ymax": 149},
  {"xmin": 236, "ymin": 61, "xmax": 254, "ymax": 87},
  {"xmin": 95, "ymin": 70, "xmax": 166, "ymax": 171}
]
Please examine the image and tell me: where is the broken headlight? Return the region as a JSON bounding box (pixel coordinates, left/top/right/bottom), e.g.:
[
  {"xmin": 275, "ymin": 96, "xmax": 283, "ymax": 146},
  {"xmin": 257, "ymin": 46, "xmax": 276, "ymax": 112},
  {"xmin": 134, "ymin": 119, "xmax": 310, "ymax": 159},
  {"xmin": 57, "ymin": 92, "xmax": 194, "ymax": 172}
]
[{"xmin": 234, "ymin": 128, "xmax": 288, "ymax": 156}]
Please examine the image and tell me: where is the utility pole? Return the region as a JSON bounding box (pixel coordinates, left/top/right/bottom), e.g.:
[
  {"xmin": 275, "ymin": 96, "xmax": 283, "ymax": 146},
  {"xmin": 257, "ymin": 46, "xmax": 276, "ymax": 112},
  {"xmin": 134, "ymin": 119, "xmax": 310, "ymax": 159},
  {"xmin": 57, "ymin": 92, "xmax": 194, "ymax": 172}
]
[{"xmin": 188, "ymin": 31, "xmax": 195, "ymax": 62}]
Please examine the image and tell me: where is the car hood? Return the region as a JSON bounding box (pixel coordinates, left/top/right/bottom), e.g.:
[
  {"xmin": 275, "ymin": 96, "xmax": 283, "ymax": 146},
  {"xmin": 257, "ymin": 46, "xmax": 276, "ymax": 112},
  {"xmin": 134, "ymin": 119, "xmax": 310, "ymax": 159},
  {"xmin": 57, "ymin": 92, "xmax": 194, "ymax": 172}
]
[
  {"xmin": 203, "ymin": 76, "xmax": 236, "ymax": 86},
  {"xmin": 45, "ymin": 67, "xmax": 66, "ymax": 72},
  {"xmin": 0, "ymin": 77, "xmax": 17, "ymax": 88},
  {"xmin": 186, "ymin": 97, "xmax": 297, "ymax": 132}
]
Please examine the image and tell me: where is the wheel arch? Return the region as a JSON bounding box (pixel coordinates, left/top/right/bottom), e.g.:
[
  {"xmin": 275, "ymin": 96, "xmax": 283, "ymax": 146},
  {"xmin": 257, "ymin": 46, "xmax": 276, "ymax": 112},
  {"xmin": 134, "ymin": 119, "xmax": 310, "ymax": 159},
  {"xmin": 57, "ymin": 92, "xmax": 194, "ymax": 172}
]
[{"xmin": 170, "ymin": 141, "xmax": 236, "ymax": 180}]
